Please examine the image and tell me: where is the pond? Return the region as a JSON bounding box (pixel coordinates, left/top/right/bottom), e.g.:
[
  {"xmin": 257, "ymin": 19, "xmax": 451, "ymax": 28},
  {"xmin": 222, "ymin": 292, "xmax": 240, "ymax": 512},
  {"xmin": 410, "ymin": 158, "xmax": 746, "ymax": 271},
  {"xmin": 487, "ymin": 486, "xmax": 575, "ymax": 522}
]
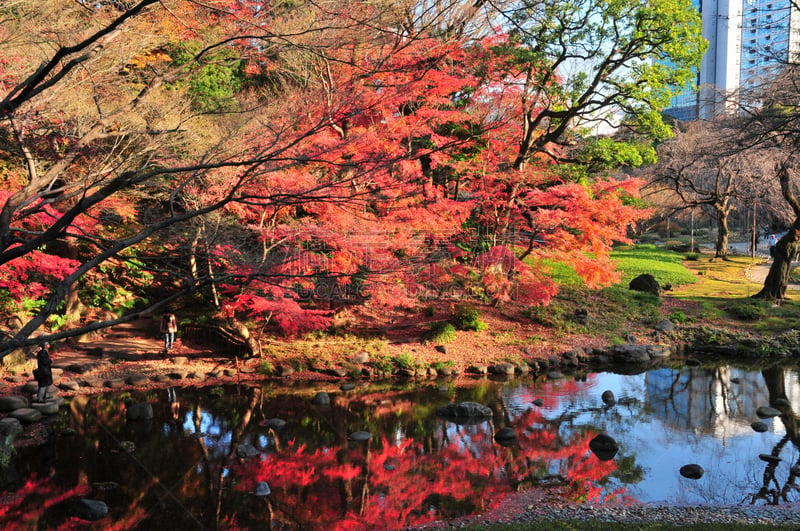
[{"xmin": 2, "ymin": 363, "xmax": 799, "ymax": 530}]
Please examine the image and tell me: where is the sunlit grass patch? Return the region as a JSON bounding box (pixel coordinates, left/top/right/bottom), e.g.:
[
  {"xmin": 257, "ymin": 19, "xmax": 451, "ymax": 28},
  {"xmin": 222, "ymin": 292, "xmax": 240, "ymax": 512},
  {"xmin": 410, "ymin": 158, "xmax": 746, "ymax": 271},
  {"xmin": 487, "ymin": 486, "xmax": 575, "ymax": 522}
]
[
  {"xmin": 670, "ymin": 254, "xmax": 764, "ymax": 300},
  {"xmin": 609, "ymin": 244, "xmax": 698, "ymax": 286},
  {"xmin": 534, "ymin": 244, "xmax": 698, "ymax": 290}
]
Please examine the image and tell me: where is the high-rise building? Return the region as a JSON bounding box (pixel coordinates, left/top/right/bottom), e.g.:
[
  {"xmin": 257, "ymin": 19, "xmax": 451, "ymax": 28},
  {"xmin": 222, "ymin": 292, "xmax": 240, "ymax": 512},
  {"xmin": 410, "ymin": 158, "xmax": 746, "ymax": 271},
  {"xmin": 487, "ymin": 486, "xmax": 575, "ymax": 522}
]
[{"xmin": 664, "ymin": 0, "xmax": 800, "ymax": 121}]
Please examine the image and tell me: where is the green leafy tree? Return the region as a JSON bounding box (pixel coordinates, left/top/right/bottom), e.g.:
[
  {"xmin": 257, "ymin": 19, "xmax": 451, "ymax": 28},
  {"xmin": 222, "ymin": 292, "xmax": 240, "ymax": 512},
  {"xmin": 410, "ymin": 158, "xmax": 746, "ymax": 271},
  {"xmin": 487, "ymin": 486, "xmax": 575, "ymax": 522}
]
[{"xmin": 489, "ymin": 0, "xmax": 706, "ymax": 169}]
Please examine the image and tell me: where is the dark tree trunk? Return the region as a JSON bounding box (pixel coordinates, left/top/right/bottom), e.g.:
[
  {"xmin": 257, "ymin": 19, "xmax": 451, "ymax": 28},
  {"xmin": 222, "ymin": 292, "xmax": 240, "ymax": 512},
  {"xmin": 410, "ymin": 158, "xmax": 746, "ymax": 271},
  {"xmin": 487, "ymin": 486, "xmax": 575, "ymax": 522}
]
[
  {"xmin": 715, "ymin": 206, "xmax": 730, "ymax": 259},
  {"xmin": 754, "ymin": 163, "xmax": 800, "ymax": 300},
  {"xmin": 753, "ymin": 229, "xmax": 800, "ymax": 300}
]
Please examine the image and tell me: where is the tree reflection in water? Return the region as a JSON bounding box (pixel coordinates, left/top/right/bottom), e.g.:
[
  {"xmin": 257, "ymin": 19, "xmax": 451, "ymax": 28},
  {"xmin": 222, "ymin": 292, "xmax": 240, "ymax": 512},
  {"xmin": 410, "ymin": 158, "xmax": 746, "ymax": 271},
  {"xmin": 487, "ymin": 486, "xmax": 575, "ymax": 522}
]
[
  {"xmin": 2, "ymin": 364, "xmax": 800, "ymax": 529},
  {"xmin": 751, "ymin": 367, "xmax": 800, "ymax": 505}
]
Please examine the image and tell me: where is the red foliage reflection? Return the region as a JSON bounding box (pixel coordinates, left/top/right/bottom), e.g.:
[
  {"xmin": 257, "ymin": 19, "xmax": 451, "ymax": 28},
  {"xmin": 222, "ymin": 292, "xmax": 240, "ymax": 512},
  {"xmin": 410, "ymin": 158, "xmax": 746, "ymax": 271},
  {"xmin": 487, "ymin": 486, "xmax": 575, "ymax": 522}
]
[{"xmin": 229, "ymin": 407, "xmax": 627, "ymax": 529}]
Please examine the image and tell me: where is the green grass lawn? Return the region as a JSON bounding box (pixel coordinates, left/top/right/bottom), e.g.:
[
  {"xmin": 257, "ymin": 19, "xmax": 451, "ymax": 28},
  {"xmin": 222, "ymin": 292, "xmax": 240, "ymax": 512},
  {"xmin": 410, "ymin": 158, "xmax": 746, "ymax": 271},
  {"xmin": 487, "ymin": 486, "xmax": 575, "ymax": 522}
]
[{"xmin": 609, "ymin": 244, "xmax": 699, "ymax": 287}]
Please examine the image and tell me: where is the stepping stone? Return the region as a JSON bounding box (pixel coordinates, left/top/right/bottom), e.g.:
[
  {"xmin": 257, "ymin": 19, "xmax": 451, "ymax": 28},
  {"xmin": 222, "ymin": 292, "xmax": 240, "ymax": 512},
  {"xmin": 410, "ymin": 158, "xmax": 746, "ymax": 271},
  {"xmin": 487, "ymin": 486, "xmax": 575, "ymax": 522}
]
[
  {"xmin": 236, "ymin": 443, "xmax": 259, "ymax": 459},
  {"xmin": 70, "ymin": 499, "xmax": 108, "ymax": 521},
  {"xmin": 680, "ymin": 464, "xmax": 704, "ymax": 479},
  {"xmin": 118, "ymin": 441, "xmax": 135, "ymax": 453},
  {"xmin": 276, "ymin": 366, "xmax": 295, "ymax": 377},
  {"xmin": 756, "ymin": 406, "xmax": 782, "ymax": 419},
  {"xmin": 59, "ymin": 380, "xmax": 81, "ymax": 391},
  {"xmin": 255, "ymin": 481, "xmax": 271, "ymax": 497},
  {"xmin": 0, "ymin": 396, "xmax": 28, "ymax": 412},
  {"xmin": 49, "ymin": 396, "xmax": 66, "ymax": 406},
  {"xmin": 82, "ymin": 379, "xmax": 105, "ymax": 388},
  {"xmin": 9, "ymin": 407, "xmax": 43, "ymax": 424},
  {"xmin": 67, "ymin": 363, "xmax": 94, "ymax": 374},
  {"xmin": 126, "ymin": 402, "xmax": 153, "ymax": 421},
  {"xmin": 126, "ymin": 374, "xmax": 150, "ymax": 386},
  {"xmin": 104, "ymin": 379, "xmax": 125, "ymax": 389},
  {"xmin": 490, "ymin": 363, "xmax": 515, "ymax": 375},
  {"xmin": 0, "ymin": 418, "xmax": 23, "ymax": 445},
  {"xmin": 223, "ymin": 369, "xmax": 237, "ymax": 377},
  {"xmin": 152, "ymin": 374, "xmax": 172, "ymax": 383},
  {"xmin": 494, "ymin": 427, "xmax": 517, "ymax": 446},
  {"xmin": 31, "ymin": 401, "xmax": 60, "ymax": 415},
  {"xmin": 311, "ymin": 392, "xmax": 330, "ymax": 406},
  {"xmin": 91, "ymin": 481, "xmax": 119, "ymax": 491},
  {"xmin": 262, "ymin": 418, "xmax": 287, "ymax": 429},
  {"xmin": 5, "ymin": 376, "xmax": 24, "ymax": 383},
  {"xmin": 22, "ymin": 381, "xmax": 38, "ymax": 393},
  {"xmin": 348, "ymin": 431, "xmax": 372, "ymax": 442},
  {"xmin": 207, "ymin": 371, "xmax": 221, "ymax": 378},
  {"xmin": 239, "ymin": 366, "xmax": 255, "ymax": 374},
  {"xmin": 601, "ymin": 390, "xmax": 616, "ymax": 406},
  {"xmin": 171, "ymin": 357, "xmax": 188, "ymax": 366}
]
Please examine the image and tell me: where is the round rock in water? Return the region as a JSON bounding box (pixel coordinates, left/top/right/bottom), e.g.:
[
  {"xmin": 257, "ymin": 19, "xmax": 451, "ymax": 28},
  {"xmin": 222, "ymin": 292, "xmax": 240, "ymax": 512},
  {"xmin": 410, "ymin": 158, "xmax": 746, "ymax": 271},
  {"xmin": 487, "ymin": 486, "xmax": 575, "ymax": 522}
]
[
  {"xmin": 348, "ymin": 431, "xmax": 372, "ymax": 442},
  {"xmin": 532, "ymin": 398, "xmax": 544, "ymax": 407},
  {"xmin": 601, "ymin": 390, "xmax": 616, "ymax": 406},
  {"xmin": 0, "ymin": 417, "xmax": 23, "ymax": 446},
  {"xmin": 118, "ymin": 440, "xmax": 135, "ymax": 453},
  {"xmin": 255, "ymin": 481, "xmax": 271, "ymax": 497},
  {"xmin": 494, "ymin": 427, "xmax": 517, "ymax": 446},
  {"xmin": 263, "ymin": 418, "xmax": 287, "ymax": 430},
  {"xmin": 679, "ymin": 464, "xmax": 704, "ymax": 479},
  {"xmin": 588, "ymin": 433, "xmax": 619, "ymax": 461},
  {"xmin": 126, "ymin": 402, "xmax": 153, "ymax": 421},
  {"xmin": 436, "ymin": 402, "xmax": 493, "ymax": 425},
  {"xmin": 70, "ymin": 499, "xmax": 109, "ymax": 521},
  {"xmin": 340, "ymin": 383, "xmax": 356, "ymax": 392},
  {"xmin": 311, "ymin": 392, "xmax": 330, "ymax": 407},
  {"xmin": 751, "ymin": 421, "xmax": 769, "ymax": 433},
  {"xmin": 236, "ymin": 443, "xmax": 259, "ymax": 459},
  {"xmin": 756, "ymin": 406, "xmax": 782, "ymax": 419}
]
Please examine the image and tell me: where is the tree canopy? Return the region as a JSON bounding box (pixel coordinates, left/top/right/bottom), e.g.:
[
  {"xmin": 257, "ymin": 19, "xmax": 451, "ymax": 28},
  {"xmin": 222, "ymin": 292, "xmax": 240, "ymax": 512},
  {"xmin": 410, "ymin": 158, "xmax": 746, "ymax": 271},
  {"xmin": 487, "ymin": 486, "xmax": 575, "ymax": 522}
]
[{"xmin": 0, "ymin": 0, "xmax": 705, "ymax": 355}]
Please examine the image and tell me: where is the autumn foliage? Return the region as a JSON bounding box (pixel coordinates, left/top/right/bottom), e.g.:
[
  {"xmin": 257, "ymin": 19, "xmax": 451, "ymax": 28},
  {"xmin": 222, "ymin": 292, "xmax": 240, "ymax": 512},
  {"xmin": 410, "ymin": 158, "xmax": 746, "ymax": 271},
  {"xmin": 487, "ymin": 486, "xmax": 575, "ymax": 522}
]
[{"xmin": 0, "ymin": 0, "xmax": 692, "ymax": 348}]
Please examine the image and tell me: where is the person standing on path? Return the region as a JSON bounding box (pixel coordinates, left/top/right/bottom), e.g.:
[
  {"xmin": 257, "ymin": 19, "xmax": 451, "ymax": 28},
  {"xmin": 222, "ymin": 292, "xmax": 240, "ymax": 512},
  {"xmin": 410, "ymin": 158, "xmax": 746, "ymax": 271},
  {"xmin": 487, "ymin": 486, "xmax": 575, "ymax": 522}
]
[
  {"xmin": 769, "ymin": 234, "xmax": 778, "ymax": 258},
  {"xmin": 160, "ymin": 310, "xmax": 178, "ymax": 353},
  {"xmin": 34, "ymin": 342, "xmax": 53, "ymax": 402}
]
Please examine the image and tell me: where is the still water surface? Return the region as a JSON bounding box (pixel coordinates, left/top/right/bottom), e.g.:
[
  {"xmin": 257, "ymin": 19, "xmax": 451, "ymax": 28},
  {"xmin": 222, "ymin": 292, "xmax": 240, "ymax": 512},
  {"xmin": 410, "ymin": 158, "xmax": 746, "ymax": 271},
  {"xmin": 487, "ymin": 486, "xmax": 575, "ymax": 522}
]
[{"xmin": 2, "ymin": 363, "xmax": 799, "ymax": 529}]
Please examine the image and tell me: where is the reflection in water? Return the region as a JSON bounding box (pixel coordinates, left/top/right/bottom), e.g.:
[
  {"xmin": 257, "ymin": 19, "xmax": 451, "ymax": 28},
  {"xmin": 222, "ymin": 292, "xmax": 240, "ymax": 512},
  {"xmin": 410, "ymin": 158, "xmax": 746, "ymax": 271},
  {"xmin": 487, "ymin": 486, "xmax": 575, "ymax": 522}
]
[{"xmin": 0, "ymin": 364, "xmax": 798, "ymax": 529}]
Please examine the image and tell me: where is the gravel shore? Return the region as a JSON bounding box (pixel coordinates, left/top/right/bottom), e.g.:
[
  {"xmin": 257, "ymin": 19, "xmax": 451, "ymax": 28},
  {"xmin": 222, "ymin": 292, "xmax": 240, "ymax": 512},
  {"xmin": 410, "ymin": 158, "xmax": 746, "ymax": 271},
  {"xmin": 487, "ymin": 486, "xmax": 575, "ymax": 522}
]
[{"xmin": 414, "ymin": 489, "xmax": 800, "ymax": 528}]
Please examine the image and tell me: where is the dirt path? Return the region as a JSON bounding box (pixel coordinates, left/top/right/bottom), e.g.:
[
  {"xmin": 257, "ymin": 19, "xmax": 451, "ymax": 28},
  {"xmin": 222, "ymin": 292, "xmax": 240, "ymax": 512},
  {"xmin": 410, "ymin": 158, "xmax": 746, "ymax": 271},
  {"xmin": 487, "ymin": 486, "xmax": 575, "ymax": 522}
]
[
  {"xmin": 0, "ymin": 319, "xmax": 265, "ymax": 400},
  {"xmin": 745, "ymin": 259, "xmax": 800, "ymax": 290}
]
